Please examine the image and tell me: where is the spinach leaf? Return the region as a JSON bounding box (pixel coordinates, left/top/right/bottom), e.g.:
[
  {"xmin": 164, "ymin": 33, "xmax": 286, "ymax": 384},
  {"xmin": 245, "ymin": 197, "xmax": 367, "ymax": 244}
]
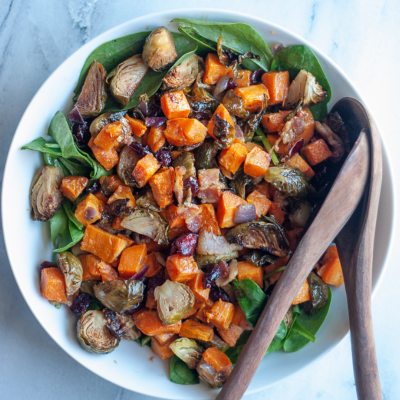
[
  {"xmin": 270, "ymin": 45, "xmax": 331, "ymax": 121},
  {"xmin": 274, "ymin": 320, "xmax": 288, "ymax": 341},
  {"xmin": 170, "ymin": 355, "xmax": 200, "ymax": 385},
  {"xmin": 135, "ymin": 335, "xmax": 151, "ymax": 348},
  {"xmin": 87, "ymin": 298, "xmax": 105, "ymax": 311},
  {"xmin": 172, "ymin": 18, "xmax": 273, "ymax": 71},
  {"xmin": 232, "ymin": 278, "xmax": 267, "ymax": 327},
  {"xmin": 283, "ymin": 287, "xmax": 332, "ymax": 352}
]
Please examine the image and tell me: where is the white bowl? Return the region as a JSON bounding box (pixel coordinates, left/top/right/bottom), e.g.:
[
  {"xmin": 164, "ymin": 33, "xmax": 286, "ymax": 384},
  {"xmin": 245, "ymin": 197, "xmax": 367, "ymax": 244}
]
[{"xmin": 2, "ymin": 8, "xmax": 395, "ymax": 399}]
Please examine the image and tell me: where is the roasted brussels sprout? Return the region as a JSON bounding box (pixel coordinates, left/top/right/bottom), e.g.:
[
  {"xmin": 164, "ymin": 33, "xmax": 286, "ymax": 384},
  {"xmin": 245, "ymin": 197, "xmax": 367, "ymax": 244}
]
[
  {"xmin": 229, "ymin": 166, "xmax": 252, "ymax": 199},
  {"xmin": 73, "ymin": 62, "xmax": 107, "ymax": 119},
  {"xmin": 30, "ymin": 166, "xmax": 63, "ymax": 221},
  {"xmin": 89, "ymin": 111, "xmax": 127, "ymax": 137},
  {"xmin": 212, "ymin": 114, "xmax": 236, "ymax": 148},
  {"xmin": 303, "ymin": 272, "xmax": 329, "ymax": 314},
  {"xmin": 108, "ymin": 55, "xmax": 148, "ymax": 107},
  {"xmin": 264, "ymin": 165, "xmax": 309, "ymax": 198},
  {"xmin": 77, "ymin": 310, "xmax": 120, "ymax": 354},
  {"xmin": 94, "ymin": 280, "xmax": 144, "ymax": 313},
  {"xmin": 288, "ymin": 201, "xmax": 311, "ymax": 228},
  {"xmin": 154, "ymin": 280, "xmax": 195, "ymax": 324},
  {"xmin": 56, "ymin": 252, "xmax": 83, "ymax": 296},
  {"xmin": 79, "ymin": 280, "xmax": 97, "ymax": 297},
  {"xmin": 170, "ymin": 338, "xmax": 204, "ymax": 369},
  {"xmin": 136, "ymin": 190, "xmax": 161, "ymax": 212},
  {"xmin": 225, "ymin": 216, "xmax": 289, "ymax": 257},
  {"xmin": 194, "ymin": 252, "xmax": 239, "ymax": 268},
  {"xmin": 193, "ymin": 140, "xmax": 220, "ymax": 169},
  {"xmin": 104, "ymin": 309, "xmax": 141, "ymax": 341},
  {"xmin": 121, "ymin": 209, "xmax": 169, "ymax": 244},
  {"xmin": 197, "ymin": 358, "xmax": 231, "ymax": 388},
  {"xmin": 196, "ymin": 230, "xmax": 242, "ymax": 256},
  {"xmin": 315, "ymin": 121, "xmax": 345, "ymax": 163},
  {"xmin": 198, "ymin": 334, "xmax": 230, "ymax": 353},
  {"xmin": 162, "ymin": 53, "xmax": 203, "ymax": 90},
  {"xmin": 191, "ymin": 72, "xmax": 215, "ymax": 103},
  {"xmin": 284, "ymin": 69, "xmax": 327, "ymax": 109},
  {"xmin": 243, "ymin": 250, "xmax": 277, "ymax": 267},
  {"xmin": 222, "ymin": 89, "xmax": 249, "ymax": 119},
  {"xmin": 142, "ymin": 27, "xmax": 178, "ymax": 72},
  {"xmin": 117, "ymin": 145, "xmax": 141, "ymax": 187},
  {"xmin": 172, "ymin": 152, "xmax": 196, "ymax": 180}
]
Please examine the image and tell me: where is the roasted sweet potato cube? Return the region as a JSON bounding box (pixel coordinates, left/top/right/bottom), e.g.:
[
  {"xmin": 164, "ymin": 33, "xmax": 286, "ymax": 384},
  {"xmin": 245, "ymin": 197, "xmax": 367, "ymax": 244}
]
[
  {"xmin": 40, "ymin": 267, "xmax": 67, "ymax": 302},
  {"xmin": 148, "ymin": 125, "xmax": 166, "ymax": 153},
  {"xmin": 261, "ymin": 71, "xmax": 289, "ymax": 105},
  {"xmin": 79, "ymin": 254, "xmax": 102, "ymax": 280},
  {"xmin": 246, "ymin": 190, "xmax": 272, "ymax": 218},
  {"xmin": 264, "ymin": 256, "xmax": 290, "ymax": 284},
  {"xmin": 217, "ymin": 324, "xmax": 244, "ymax": 347},
  {"xmin": 134, "ymin": 309, "xmax": 182, "ymax": 336},
  {"xmin": 292, "ymin": 280, "xmax": 311, "ymax": 305},
  {"xmin": 231, "ymin": 303, "xmax": 253, "ymax": 330},
  {"xmin": 60, "ymin": 176, "xmax": 88, "ymax": 201},
  {"xmin": 296, "ymin": 108, "xmax": 315, "ymax": 145},
  {"xmin": 217, "ymin": 191, "xmax": 247, "ymax": 228},
  {"xmin": 107, "ymin": 185, "xmax": 136, "ymax": 208},
  {"xmin": 98, "ymin": 260, "xmax": 119, "ymax": 282},
  {"xmin": 234, "ymin": 70, "xmax": 252, "ymax": 87},
  {"xmin": 207, "ymin": 104, "xmax": 234, "ymax": 140},
  {"xmin": 99, "ymin": 175, "xmax": 123, "ymax": 194},
  {"xmin": 149, "ymin": 167, "xmax": 175, "ymax": 209},
  {"xmin": 286, "ymin": 153, "xmax": 315, "ymax": 179},
  {"xmin": 164, "ymin": 118, "xmax": 207, "ymax": 147},
  {"xmin": 254, "ymin": 181, "xmax": 271, "ymax": 198},
  {"xmin": 179, "ymin": 319, "xmax": 214, "ymax": 342},
  {"xmin": 151, "ymin": 336, "xmax": 176, "ymax": 360},
  {"xmin": 268, "ymin": 201, "xmax": 285, "ymax": 225},
  {"xmin": 234, "ymin": 84, "xmax": 269, "ymax": 113},
  {"xmin": 302, "ymin": 139, "xmax": 332, "ymax": 166},
  {"xmin": 81, "ymin": 225, "xmax": 128, "ymax": 263},
  {"xmin": 244, "ymin": 146, "xmax": 271, "ymax": 178},
  {"xmin": 94, "ymin": 120, "xmax": 130, "ymax": 150},
  {"xmin": 160, "ymin": 204, "xmax": 186, "ymax": 229},
  {"xmin": 132, "ymin": 153, "xmax": 161, "ymax": 187},
  {"xmin": 75, "ymin": 193, "xmax": 105, "ymax": 226},
  {"xmin": 166, "ymin": 254, "xmax": 199, "ymax": 282},
  {"xmin": 261, "ymin": 110, "xmax": 291, "ymax": 133},
  {"xmin": 237, "ymin": 261, "xmax": 263, "ymax": 288},
  {"xmin": 187, "ymin": 270, "xmax": 210, "ymax": 303},
  {"xmin": 199, "ymin": 204, "xmax": 221, "ymax": 235},
  {"xmin": 161, "ymin": 91, "xmax": 191, "ymax": 119},
  {"xmin": 318, "ymin": 245, "xmax": 344, "ymax": 287},
  {"xmin": 125, "ymin": 115, "xmax": 147, "ymax": 137},
  {"xmin": 153, "ymin": 332, "xmax": 176, "ymax": 345},
  {"xmin": 218, "ymin": 141, "xmax": 248, "ymax": 174},
  {"xmin": 88, "ymin": 138, "xmax": 119, "ymax": 171},
  {"xmin": 144, "ymin": 252, "xmax": 163, "ymax": 277},
  {"xmin": 203, "ymin": 53, "xmax": 234, "ymax": 85},
  {"xmin": 117, "ymin": 233, "xmax": 134, "ymax": 247},
  {"xmin": 118, "ymin": 244, "xmax": 148, "ymax": 279},
  {"xmin": 205, "ymin": 300, "xmax": 235, "ymax": 330},
  {"xmin": 202, "ymin": 347, "xmax": 232, "ymax": 374}
]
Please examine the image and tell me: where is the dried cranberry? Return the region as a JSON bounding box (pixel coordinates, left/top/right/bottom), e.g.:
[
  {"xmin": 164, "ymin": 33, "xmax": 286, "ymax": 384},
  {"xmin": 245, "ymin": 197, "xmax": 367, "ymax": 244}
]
[
  {"xmin": 129, "ymin": 142, "xmax": 152, "ymax": 158},
  {"xmin": 148, "ymin": 277, "xmax": 166, "ymax": 290},
  {"xmin": 71, "ymin": 122, "xmax": 90, "ymax": 147},
  {"xmin": 86, "ymin": 180, "xmax": 100, "ymax": 194},
  {"xmin": 145, "ymin": 117, "xmax": 167, "ymax": 128},
  {"xmin": 170, "ymin": 233, "xmax": 198, "ymax": 256},
  {"xmin": 209, "ymin": 286, "xmax": 230, "ymax": 302},
  {"xmin": 39, "ymin": 261, "xmax": 56, "ymax": 272},
  {"xmin": 183, "ymin": 177, "xmax": 200, "ymax": 197},
  {"xmin": 250, "ymin": 69, "xmax": 263, "ymax": 85},
  {"xmin": 226, "ymin": 78, "xmax": 238, "ymax": 91},
  {"xmin": 70, "ymin": 293, "xmax": 92, "ymax": 315},
  {"xmin": 155, "ymin": 147, "xmax": 172, "ymax": 166},
  {"xmin": 245, "ymin": 185, "xmax": 256, "ymax": 197},
  {"xmin": 203, "ymin": 261, "xmax": 229, "ymax": 289}
]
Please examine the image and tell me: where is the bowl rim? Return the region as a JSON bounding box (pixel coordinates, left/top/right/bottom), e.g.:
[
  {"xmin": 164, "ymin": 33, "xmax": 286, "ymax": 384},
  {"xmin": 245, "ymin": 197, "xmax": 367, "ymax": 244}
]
[{"xmin": 2, "ymin": 7, "xmax": 396, "ymax": 398}]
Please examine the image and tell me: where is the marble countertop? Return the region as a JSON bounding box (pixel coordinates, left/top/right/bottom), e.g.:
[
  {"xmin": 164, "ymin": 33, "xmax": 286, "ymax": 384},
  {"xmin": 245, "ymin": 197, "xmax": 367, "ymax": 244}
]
[{"xmin": 0, "ymin": 1, "xmax": 399, "ymax": 399}]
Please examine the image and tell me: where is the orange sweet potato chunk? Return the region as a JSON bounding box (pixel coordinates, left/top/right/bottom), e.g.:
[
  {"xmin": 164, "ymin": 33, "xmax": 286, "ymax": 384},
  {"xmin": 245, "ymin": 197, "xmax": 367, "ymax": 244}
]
[
  {"xmin": 246, "ymin": 190, "xmax": 272, "ymax": 218},
  {"xmin": 88, "ymin": 138, "xmax": 119, "ymax": 171},
  {"xmin": 261, "ymin": 110, "xmax": 291, "ymax": 133},
  {"xmin": 286, "ymin": 153, "xmax": 315, "ymax": 179},
  {"xmin": 217, "ymin": 191, "xmax": 247, "ymax": 228},
  {"xmin": 79, "ymin": 254, "xmax": 102, "ymax": 280},
  {"xmin": 292, "ymin": 280, "xmax": 311, "ymax": 305},
  {"xmin": 160, "ymin": 204, "xmax": 186, "ymax": 229},
  {"xmin": 268, "ymin": 201, "xmax": 286, "ymax": 225},
  {"xmin": 179, "ymin": 319, "xmax": 214, "ymax": 342},
  {"xmin": 153, "ymin": 332, "xmax": 176, "ymax": 345},
  {"xmin": 99, "ymin": 175, "xmax": 123, "ymax": 193},
  {"xmin": 151, "ymin": 336, "xmax": 176, "ymax": 360},
  {"xmin": 203, "ymin": 53, "xmax": 234, "ymax": 85},
  {"xmin": 207, "ymin": 104, "xmax": 234, "ymax": 140},
  {"xmin": 98, "ymin": 261, "xmax": 119, "ymax": 282},
  {"xmin": 302, "ymin": 139, "xmax": 332, "ymax": 166},
  {"xmin": 296, "ymin": 108, "xmax": 315, "ymax": 145},
  {"xmin": 318, "ymin": 245, "xmax": 344, "ymax": 287},
  {"xmin": 107, "ymin": 185, "xmax": 136, "ymax": 208},
  {"xmin": 187, "ymin": 270, "xmax": 210, "ymax": 303},
  {"xmin": 125, "ymin": 115, "xmax": 147, "ymax": 137},
  {"xmin": 134, "ymin": 309, "xmax": 182, "ymax": 336},
  {"xmin": 234, "ymin": 69, "xmax": 252, "ymax": 87},
  {"xmin": 148, "ymin": 125, "xmax": 166, "ymax": 153},
  {"xmin": 81, "ymin": 225, "xmax": 128, "ymax": 263},
  {"xmin": 161, "ymin": 91, "xmax": 191, "ymax": 119},
  {"xmin": 75, "ymin": 193, "xmax": 105, "ymax": 227},
  {"xmin": 118, "ymin": 244, "xmax": 148, "ymax": 279},
  {"xmin": 40, "ymin": 267, "xmax": 67, "ymax": 302},
  {"xmin": 166, "ymin": 254, "xmax": 199, "ymax": 282},
  {"xmin": 94, "ymin": 121, "xmax": 129, "ymax": 150},
  {"xmin": 218, "ymin": 141, "xmax": 249, "ymax": 174},
  {"xmin": 231, "ymin": 303, "xmax": 253, "ymax": 330},
  {"xmin": 217, "ymin": 324, "xmax": 244, "ymax": 347},
  {"xmin": 149, "ymin": 167, "xmax": 175, "ymax": 209},
  {"xmin": 264, "ymin": 256, "xmax": 290, "ymax": 285},
  {"xmin": 199, "ymin": 204, "xmax": 221, "ymax": 235},
  {"xmin": 144, "ymin": 252, "xmax": 163, "ymax": 277},
  {"xmin": 261, "ymin": 71, "xmax": 289, "ymax": 105},
  {"xmin": 60, "ymin": 176, "xmax": 88, "ymax": 201},
  {"xmin": 132, "ymin": 153, "xmax": 161, "ymax": 187},
  {"xmin": 202, "ymin": 347, "xmax": 232, "ymax": 374},
  {"xmin": 205, "ymin": 300, "xmax": 235, "ymax": 330},
  {"xmin": 244, "ymin": 146, "xmax": 271, "ymax": 178},
  {"xmin": 164, "ymin": 118, "xmax": 207, "ymax": 147},
  {"xmin": 234, "ymin": 84, "xmax": 269, "ymax": 113},
  {"xmin": 237, "ymin": 261, "xmax": 263, "ymax": 288}
]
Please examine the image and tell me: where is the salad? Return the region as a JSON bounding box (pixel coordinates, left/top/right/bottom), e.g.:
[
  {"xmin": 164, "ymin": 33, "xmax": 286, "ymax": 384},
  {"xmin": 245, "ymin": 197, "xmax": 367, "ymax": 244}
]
[{"xmin": 23, "ymin": 19, "xmax": 349, "ymax": 388}]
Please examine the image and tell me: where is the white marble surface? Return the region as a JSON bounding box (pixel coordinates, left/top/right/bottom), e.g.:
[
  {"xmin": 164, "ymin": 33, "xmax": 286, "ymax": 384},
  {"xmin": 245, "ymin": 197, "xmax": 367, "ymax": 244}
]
[{"xmin": 0, "ymin": 1, "xmax": 399, "ymax": 399}]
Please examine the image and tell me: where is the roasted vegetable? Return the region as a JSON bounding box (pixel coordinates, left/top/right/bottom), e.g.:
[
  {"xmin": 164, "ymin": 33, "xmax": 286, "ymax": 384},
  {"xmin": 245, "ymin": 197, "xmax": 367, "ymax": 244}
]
[
  {"xmin": 193, "ymin": 140, "xmax": 220, "ymax": 169},
  {"xmin": 89, "ymin": 111, "xmax": 127, "ymax": 137},
  {"xmin": 154, "ymin": 280, "xmax": 195, "ymax": 324},
  {"xmin": 56, "ymin": 252, "xmax": 83, "ymax": 296},
  {"xmin": 196, "ymin": 230, "xmax": 242, "ymax": 256},
  {"xmin": 197, "ymin": 347, "xmax": 232, "ymax": 388},
  {"xmin": 116, "ymin": 145, "xmax": 141, "ymax": 187},
  {"xmin": 142, "ymin": 27, "xmax": 178, "ymax": 72},
  {"xmin": 30, "ymin": 166, "xmax": 63, "ymax": 221},
  {"xmin": 104, "ymin": 308, "xmax": 141, "ymax": 341},
  {"xmin": 73, "ymin": 62, "xmax": 107, "ymax": 119},
  {"xmin": 108, "ymin": 55, "xmax": 148, "ymax": 107},
  {"xmin": 264, "ymin": 165, "xmax": 309, "ymax": 198},
  {"xmin": 222, "ymin": 89, "xmax": 249, "ymax": 119},
  {"xmin": 172, "ymin": 152, "xmax": 196, "ymax": 179},
  {"xmin": 136, "ymin": 190, "xmax": 162, "ymax": 211},
  {"xmin": 243, "ymin": 250, "xmax": 277, "ymax": 267},
  {"xmin": 229, "ymin": 166, "xmax": 252, "ymax": 199},
  {"xmin": 225, "ymin": 216, "xmax": 289, "ymax": 257},
  {"xmin": 94, "ymin": 280, "xmax": 144, "ymax": 313},
  {"xmin": 40, "ymin": 267, "xmax": 67, "ymax": 302},
  {"xmin": 121, "ymin": 209, "xmax": 169, "ymax": 244},
  {"xmin": 77, "ymin": 310, "xmax": 120, "ymax": 354},
  {"xmin": 169, "ymin": 338, "xmax": 204, "ymax": 369},
  {"xmin": 303, "ymin": 272, "xmax": 329, "ymax": 314},
  {"xmin": 194, "ymin": 253, "xmax": 240, "ymax": 268}
]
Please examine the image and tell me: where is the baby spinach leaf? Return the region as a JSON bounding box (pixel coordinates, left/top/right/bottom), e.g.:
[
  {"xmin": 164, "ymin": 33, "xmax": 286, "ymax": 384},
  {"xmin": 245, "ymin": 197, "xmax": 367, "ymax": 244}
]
[
  {"xmin": 270, "ymin": 45, "xmax": 331, "ymax": 121},
  {"xmin": 170, "ymin": 355, "xmax": 200, "ymax": 385},
  {"xmin": 283, "ymin": 287, "xmax": 332, "ymax": 352},
  {"xmin": 172, "ymin": 18, "xmax": 273, "ymax": 71},
  {"xmin": 87, "ymin": 298, "xmax": 105, "ymax": 311},
  {"xmin": 135, "ymin": 335, "xmax": 151, "ymax": 348},
  {"xmin": 274, "ymin": 320, "xmax": 288, "ymax": 341}
]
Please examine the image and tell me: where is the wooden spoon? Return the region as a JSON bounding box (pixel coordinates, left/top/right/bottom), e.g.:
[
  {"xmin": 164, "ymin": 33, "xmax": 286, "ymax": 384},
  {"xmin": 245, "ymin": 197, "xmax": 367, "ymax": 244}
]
[
  {"xmin": 216, "ymin": 130, "xmax": 370, "ymax": 400},
  {"xmin": 333, "ymin": 98, "xmax": 382, "ymax": 400}
]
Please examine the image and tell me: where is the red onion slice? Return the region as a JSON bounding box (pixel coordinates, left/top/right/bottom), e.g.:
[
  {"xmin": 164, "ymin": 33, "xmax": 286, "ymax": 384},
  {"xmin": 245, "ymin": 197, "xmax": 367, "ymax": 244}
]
[
  {"xmin": 214, "ymin": 74, "xmax": 231, "ymax": 96},
  {"xmin": 233, "ymin": 204, "xmax": 257, "ymax": 224},
  {"xmin": 289, "ymin": 138, "xmax": 304, "ymax": 158},
  {"xmin": 235, "ymin": 124, "xmax": 244, "ymax": 139},
  {"xmin": 145, "ymin": 117, "xmax": 167, "ymax": 128},
  {"xmin": 130, "ymin": 264, "xmax": 150, "ymax": 280},
  {"xmin": 68, "ymin": 107, "xmax": 85, "ymax": 124}
]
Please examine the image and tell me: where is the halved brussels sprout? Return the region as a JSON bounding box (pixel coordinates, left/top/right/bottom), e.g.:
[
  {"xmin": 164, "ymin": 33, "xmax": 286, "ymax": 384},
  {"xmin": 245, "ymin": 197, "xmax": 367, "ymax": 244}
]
[
  {"xmin": 108, "ymin": 55, "xmax": 148, "ymax": 107},
  {"xmin": 79, "ymin": 280, "xmax": 97, "ymax": 297},
  {"xmin": 225, "ymin": 216, "xmax": 289, "ymax": 257},
  {"xmin": 222, "ymin": 89, "xmax": 249, "ymax": 119},
  {"xmin": 212, "ymin": 114, "xmax": 236, "ymax": 148},
  {"xmin": 172, "ymin": 152, "xmax": 196, "ymax": 180},
  {"xmin": 170, "ymin": 338, "xmax": 204, "ymax": 369},
  {"xmin": 154, "ymin": 280, "xmax": 195, "ymax": 325},
  {"xmin": 56, "ymin": 252, "xmax": 83, "ymax": 296},
  {"xmin": 73, "ymin": 62, "xmax": 107, "ymax": 119},
  {"xmin": 136, "ymin": 190, "xmax": 161, "ymax": 212},
  {"xmin": 94, "ymin": 280, "xmax": 144, "ymax": 313},
  {"xmin": 197, "ymin": 358, "xmax": 231, "ymax": 388},
  {"xmin": 77, "ymin": 310, "xmax": 120, "ymax": 354},
  {"xmin": 142, "ymin": 27, "xmax": 178, "ymax": 72},
  {"xmin": 117, "ymin": 145, "xmax": 141, "ymax": 187},
  {"xmin": 121, "ymin": 209, "xmax": 169, "ymax": 244},
  {"xmin": 199, "ymin": 333, "xmax": 230, "ymax": 353},
  {"xmin": 30, "ymin": 166, "xmax": 63, "ymax": 221},
  {"xmin": 264, "ymin": 165, "xmax": 309, "ymax": 198},
  {"xmin": 243, "ymin": 250, "xmax": 277, "ymax": 267},
  {"xmin": 104, "ymin": 309, "xmax": 141, "ymax": 341},
  {"xmin": 229, "ymin": 166, "xmax": 252, "ymax": 199},
  {"xmin": 196, "ymin": 230, "xmax": 242, "ymax": 256},
  {"xmin": 193, "ymin": 140, "xmax": 220, "ymax": 170},
  {"xmin": 89, "ymin": 111, "xmax": 127, "ymax": 138},
  {"xmin": 194, "ymin": 252, "xmax": 239, "ymax": 268},
  {"xmin": 303, "ymin": 272, "xmax": 329, "ymax": 315},
  {"xmin": 288, "ymin": 201, "xmax": 311, "ymax": 228}
]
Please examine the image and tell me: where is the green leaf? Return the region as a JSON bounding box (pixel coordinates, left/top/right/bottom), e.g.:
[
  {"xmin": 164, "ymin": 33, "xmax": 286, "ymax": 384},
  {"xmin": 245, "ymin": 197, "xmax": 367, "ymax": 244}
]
[
  {"xmin": 283, "ymin": 287, "xmax": 332, "ymax": 352},
  {"xmin": 274, "ymin": 320, "xmax": 288, "ymax": 341},
  {"xmin": 170, "ymin": 355, "xmax": 200, "ymax": 385},
  {"xmin": 270, "ymin": 45, "xmax": 331, "ymax": 121},
  {"xmin": 135, "ymin": 335, "xmax": 151, "ymax": 348},
  {"xmin": 232, "ymin": 278, "xmax": 266, "ymax": 327},
  {"xmin": 266, "ymin": 338, "xmax": 284, "ymax": 354},
  {"xmin": 172, "ymin": 18, "xmax": 273, "ymax": 71},
  {"xmin": 49, "ymin": 207, "xmax": 68, "ymax": 248},
  {"xmin": 87, "ymin": 298, "xmax": 105, "ymax": 311}
]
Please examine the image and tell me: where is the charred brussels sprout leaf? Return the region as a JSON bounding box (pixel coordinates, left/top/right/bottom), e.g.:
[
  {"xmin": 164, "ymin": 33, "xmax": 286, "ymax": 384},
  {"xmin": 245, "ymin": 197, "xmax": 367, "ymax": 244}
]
[
  {"xmin": 77, "ymin": 310, "xmax": 120, "ymax": 354},
  {"xmin": 243, "ymin": 250, "xmax": 277, "ymax": 267},
  {"xmin": 154, "ymin": 280, "xmax": 195, "ymax": 325},
  {"xmin": 56, "ymin": 252, "xmax": 83, "ymax": 296},
  {"xmin": 303, "ymin": 272, "xmax": 329, "ymax": 315},
  {"xmin": 225, "ymin": 216, "xmax": 289, "ymax": 257},
  {"xmin": 136, "ymin": 190, "xmax": 162, "ymax": 212},
  {"xmin": 170, "ymin": 338, "xmax": 204, "ymax": 369},
  {"xmin": 94, "ymin": 280, "xmax": 144, "ymax": 313},
  {"xmin": 229, "ymin": 166, "xmax": 253, "ymax": 199},
  {"xmin": 264, "ymin": 165, "xmax": 309, "ymax": 198},
  {"xmin": 194, "ymin": 252, "xmax": 239, "ymax": 268},
  {"xmin": 170, "ymin": 355, "xmax": 200, "ymax": 385},
  {"xmin": 173, "ymin": 152, "xmax": 196, "ymax": 179},
  {"xmin": 193, "ymin": 140, "xmax": 220, "ymax": 169},
  {"xmin": 212, "ymin": 114, "xmax": 236, "ymax": 148}
]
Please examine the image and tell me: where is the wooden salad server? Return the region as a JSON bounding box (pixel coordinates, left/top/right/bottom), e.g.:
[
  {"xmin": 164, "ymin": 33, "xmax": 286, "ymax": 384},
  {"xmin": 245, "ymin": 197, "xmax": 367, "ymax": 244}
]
[
  {"xmin": 216, "ymin": 125, "xmax": 370, "ymax": 400},
  {"xmin": 333, "ymin": 98, "xmax": 382, "ymax": 400}
]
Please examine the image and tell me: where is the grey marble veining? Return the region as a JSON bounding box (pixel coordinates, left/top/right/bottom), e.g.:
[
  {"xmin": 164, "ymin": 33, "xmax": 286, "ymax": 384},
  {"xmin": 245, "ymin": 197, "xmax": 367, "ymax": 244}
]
[{"xmin": 1, "ymin": 1, "xmax": 399, "ymax": 399}]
